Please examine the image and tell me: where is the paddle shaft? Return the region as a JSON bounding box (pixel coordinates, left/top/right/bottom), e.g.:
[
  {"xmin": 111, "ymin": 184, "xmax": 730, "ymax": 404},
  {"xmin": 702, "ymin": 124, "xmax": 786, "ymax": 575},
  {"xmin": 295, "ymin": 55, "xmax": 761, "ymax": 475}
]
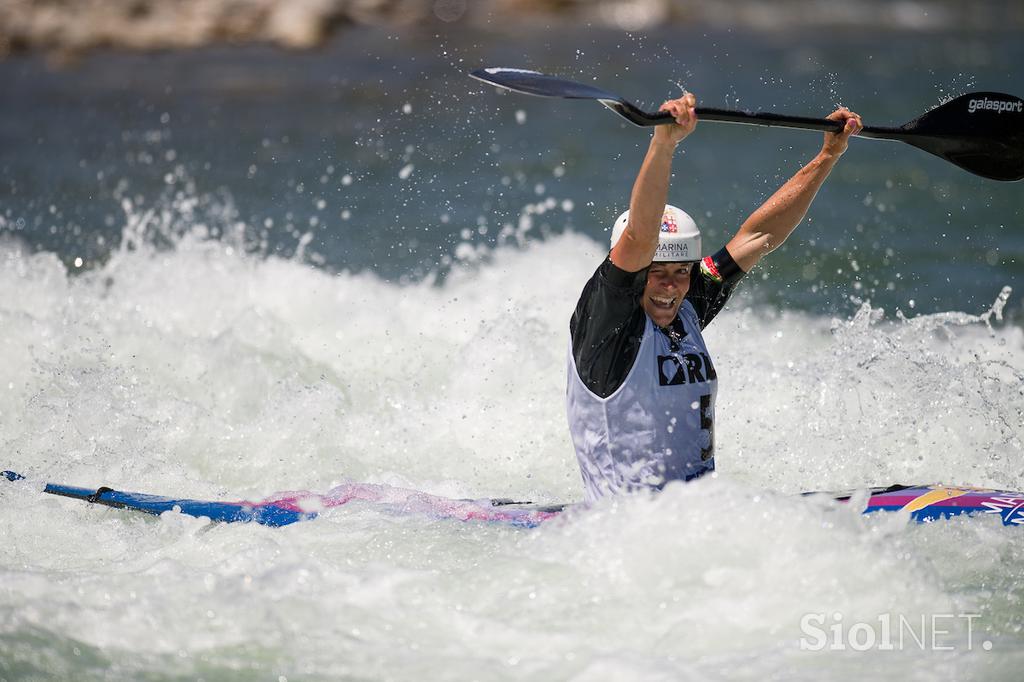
[
  {"xmin": 689, "ymin": 108, "xmax": 903, "ymax": 141},
  {"xmin": 610, "ymin": 99, "xmax": 906, "ymax": 140}
]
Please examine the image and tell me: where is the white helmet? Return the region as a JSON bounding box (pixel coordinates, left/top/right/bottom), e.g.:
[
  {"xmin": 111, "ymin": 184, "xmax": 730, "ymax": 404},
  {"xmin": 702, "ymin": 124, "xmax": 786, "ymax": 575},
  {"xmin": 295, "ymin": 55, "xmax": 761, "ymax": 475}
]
[{"xmin": 610, "ymin": 205, "xmax": 701, "ymax": 262}]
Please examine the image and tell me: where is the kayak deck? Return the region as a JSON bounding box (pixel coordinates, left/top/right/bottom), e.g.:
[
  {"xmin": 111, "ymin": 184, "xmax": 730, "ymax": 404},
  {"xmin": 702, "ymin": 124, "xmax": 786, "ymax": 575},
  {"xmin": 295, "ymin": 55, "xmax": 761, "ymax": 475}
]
[{"xmin": 4, "ymin": 471, "xmax": 1022, "ymax": 528}]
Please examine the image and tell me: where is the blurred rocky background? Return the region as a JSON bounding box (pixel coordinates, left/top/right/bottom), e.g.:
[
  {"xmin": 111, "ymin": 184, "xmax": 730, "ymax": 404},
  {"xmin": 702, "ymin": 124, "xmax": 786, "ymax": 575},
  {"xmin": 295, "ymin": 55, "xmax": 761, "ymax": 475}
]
[{"xmin": 2, "ymin": 0, "xmax": 1022, "ymax": 64}]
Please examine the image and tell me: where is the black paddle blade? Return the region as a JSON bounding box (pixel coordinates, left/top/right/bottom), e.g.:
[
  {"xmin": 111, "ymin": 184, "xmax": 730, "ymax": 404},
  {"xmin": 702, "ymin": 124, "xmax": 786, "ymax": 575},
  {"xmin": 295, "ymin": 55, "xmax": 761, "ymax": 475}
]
[
  {"xmin": 470, "ymin": 68, "xmax": 619, "ymax": 101},
  {"xmin": 469, "ymin": 68, "xmax": 672, "ymax": 126},
  {"xmin": 897, "ymin": 92, "xmax": 1024, "ymax": 181}
]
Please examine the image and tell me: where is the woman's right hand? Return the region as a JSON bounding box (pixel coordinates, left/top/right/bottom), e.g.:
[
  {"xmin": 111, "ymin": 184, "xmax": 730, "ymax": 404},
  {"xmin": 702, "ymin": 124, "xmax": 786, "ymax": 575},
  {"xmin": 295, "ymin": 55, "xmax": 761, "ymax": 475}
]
[{"xmin": 653, "ymin": 92, "xmax": 698, "ymax": 146}]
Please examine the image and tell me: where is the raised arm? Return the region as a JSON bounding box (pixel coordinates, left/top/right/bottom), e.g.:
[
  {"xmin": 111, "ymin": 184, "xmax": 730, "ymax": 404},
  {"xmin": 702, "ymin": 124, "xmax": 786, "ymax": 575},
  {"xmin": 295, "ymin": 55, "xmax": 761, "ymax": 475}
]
[
  {"xmin": 610, "ymin": 93, "xmax": 698, "ymax": 273},
  {"xmin": 726, "ymin": 107, "xmax": 863, "ymax": 273}
]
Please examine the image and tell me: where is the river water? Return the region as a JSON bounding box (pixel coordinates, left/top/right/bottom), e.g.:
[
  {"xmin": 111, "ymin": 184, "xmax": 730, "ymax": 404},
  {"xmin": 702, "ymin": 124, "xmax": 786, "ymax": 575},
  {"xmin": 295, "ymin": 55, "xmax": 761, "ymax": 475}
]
[{"xmin": 2, "ymin": 24, "xmax": 1023, "ymax": 681}]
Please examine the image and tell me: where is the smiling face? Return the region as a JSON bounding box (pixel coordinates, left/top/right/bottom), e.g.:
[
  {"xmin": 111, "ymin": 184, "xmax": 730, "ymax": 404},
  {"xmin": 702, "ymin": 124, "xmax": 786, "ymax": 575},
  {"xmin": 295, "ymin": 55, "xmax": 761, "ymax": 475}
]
[{"xmin": 642, "ymin": 261, "xmax": 694, "ymax": 327}]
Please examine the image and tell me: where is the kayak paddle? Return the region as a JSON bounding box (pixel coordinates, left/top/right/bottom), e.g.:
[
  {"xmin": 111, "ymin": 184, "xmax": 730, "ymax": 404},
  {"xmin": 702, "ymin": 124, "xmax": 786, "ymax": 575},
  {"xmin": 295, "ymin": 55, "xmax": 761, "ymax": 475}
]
[{"xmin": 470, "ymin": 67, "xmax": 1024, "ymax": 182}]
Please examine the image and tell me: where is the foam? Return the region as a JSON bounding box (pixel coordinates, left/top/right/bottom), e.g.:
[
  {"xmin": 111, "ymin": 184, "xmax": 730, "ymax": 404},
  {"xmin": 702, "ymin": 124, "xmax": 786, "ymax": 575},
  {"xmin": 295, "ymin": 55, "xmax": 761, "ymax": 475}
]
[{"xmin": 2, "ymin": 213, "xmax": 1023, "ymax": 679}]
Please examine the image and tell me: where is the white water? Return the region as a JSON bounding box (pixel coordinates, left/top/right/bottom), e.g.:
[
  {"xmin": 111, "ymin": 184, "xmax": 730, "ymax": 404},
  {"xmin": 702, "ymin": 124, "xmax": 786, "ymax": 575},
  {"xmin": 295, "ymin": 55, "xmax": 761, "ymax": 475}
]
[{"xmin": 3, "ymin": 216, "xmax": 1024, "ymax": 680}]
